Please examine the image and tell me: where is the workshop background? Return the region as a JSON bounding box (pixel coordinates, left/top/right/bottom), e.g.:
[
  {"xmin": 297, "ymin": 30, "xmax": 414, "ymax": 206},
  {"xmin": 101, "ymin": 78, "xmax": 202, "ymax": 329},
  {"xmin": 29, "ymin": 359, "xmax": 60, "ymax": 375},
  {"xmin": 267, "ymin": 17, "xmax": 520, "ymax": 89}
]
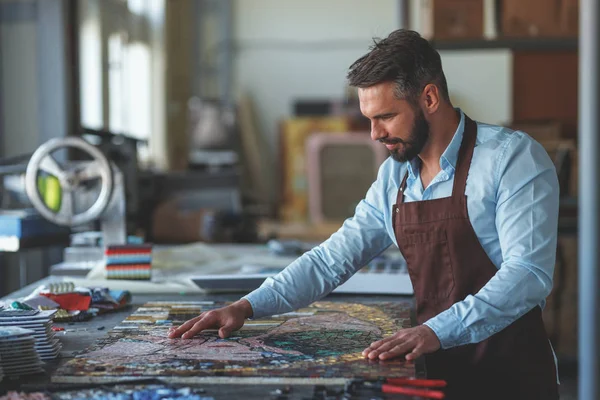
[{"xmin": 0, "ymin": 0, "xmax": 580, "ymax": 397}]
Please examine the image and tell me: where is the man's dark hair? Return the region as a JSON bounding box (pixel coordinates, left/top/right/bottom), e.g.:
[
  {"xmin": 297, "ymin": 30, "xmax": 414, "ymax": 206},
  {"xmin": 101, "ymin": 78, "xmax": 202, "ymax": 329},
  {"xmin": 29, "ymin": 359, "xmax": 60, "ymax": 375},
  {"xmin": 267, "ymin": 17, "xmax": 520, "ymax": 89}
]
[{"xmin": 347, "ymin": 29, "xmax": 450, "ymax": 104}]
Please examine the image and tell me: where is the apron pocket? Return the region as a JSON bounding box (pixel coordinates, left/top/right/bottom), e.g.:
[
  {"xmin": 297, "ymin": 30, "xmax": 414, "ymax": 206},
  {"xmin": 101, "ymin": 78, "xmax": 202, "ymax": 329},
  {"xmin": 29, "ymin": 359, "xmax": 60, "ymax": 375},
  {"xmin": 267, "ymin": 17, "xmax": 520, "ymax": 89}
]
[{"xmin": 402, "ymin": 229, "xmax": 455, "ymax": 302}]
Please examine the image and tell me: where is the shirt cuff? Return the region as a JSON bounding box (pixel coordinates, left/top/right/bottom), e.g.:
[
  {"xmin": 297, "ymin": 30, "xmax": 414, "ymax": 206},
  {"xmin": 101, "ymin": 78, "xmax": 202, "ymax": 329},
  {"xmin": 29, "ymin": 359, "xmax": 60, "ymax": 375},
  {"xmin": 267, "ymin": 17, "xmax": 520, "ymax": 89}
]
[
  {"xmin": 423, "ymin": 309, "xmax": 470, "ymax": 349},
  {"xmin": 241, "ymin": 286, "xmax": 277, "ymax": 320}
]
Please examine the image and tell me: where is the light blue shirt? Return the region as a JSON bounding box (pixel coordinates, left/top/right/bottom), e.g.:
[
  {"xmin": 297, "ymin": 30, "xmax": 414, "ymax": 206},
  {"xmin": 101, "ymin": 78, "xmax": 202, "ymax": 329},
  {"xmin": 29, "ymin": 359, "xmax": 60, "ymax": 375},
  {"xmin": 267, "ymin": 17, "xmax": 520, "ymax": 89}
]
[{"xmin": 244, "ymin": 110, "xmax": 559, "ymax": 350}]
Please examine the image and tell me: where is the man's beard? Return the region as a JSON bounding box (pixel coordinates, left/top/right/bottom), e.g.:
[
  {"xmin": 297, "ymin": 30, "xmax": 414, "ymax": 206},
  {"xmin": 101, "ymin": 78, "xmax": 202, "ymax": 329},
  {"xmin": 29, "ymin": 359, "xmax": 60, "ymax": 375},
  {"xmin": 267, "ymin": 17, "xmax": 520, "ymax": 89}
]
[{"xmin": 380, "ymin": 110, "xmax": 429, "ymax": 163}]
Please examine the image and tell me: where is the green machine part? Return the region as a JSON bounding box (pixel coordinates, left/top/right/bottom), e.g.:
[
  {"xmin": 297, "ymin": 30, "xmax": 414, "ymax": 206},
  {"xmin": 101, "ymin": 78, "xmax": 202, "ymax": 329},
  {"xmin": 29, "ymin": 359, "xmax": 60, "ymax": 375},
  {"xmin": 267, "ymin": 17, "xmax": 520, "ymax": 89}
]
[{"xmin": 37, "ymin": 175, "xmax": 62, "ymax": 212}]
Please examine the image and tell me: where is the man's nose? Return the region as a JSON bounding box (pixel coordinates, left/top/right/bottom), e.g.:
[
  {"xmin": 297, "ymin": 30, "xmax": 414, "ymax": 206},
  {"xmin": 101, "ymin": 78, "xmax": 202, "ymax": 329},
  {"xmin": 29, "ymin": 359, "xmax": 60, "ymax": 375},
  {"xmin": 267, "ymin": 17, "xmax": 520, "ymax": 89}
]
[{"xmin": 370, "ymin": 121, "xmax": 384, "ymax": 141}]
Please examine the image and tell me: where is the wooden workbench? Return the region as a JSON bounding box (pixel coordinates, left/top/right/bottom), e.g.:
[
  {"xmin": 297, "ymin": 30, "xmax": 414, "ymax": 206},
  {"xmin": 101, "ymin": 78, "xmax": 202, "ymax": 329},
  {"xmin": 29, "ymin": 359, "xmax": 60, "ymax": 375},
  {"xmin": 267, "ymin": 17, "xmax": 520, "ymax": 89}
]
[{"xmin": 0, "ymin": 277, "xmax": 421, "ymax": 399}]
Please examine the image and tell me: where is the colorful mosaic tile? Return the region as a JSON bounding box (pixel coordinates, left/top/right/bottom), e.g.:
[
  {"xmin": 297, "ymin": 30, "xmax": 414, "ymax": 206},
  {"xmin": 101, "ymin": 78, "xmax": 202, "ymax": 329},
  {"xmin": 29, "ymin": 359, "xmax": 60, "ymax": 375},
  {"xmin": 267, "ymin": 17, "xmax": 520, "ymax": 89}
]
[{"xmin": 53, "ymin": 301, "xmax": 414, "ymax": 384}]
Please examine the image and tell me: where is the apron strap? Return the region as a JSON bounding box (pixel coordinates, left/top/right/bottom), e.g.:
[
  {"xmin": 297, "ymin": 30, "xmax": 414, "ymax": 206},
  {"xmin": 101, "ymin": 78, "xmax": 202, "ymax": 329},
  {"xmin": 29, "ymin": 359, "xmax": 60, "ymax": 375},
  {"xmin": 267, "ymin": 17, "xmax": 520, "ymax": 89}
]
[
  {"xmin": 396, "ymin": 171, "xmax": 410, "ymax": 205},
  {"xmin": 452, "ymin": 116, "xmax": 477, "ymax": 197}
]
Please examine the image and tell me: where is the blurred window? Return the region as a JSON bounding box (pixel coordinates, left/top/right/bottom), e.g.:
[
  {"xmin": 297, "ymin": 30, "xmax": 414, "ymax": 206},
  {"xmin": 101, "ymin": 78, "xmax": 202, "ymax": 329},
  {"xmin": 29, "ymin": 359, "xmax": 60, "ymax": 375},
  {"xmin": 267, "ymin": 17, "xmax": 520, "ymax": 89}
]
[
  {"xmin": 79, "ymin": 10, "xmax": 103, "ymax": 130},
  {"xmin": 78, "ymin": 0, "xmax": 161, "ymax": 144}
]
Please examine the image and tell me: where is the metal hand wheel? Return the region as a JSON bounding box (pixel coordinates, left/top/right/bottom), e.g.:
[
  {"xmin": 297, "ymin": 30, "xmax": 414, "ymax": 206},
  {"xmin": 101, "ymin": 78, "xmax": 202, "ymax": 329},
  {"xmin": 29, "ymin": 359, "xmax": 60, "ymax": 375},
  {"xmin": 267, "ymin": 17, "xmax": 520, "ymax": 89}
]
[{"xmin": 25, "ymin": 137, "xmax": 113, "ymax": 226}]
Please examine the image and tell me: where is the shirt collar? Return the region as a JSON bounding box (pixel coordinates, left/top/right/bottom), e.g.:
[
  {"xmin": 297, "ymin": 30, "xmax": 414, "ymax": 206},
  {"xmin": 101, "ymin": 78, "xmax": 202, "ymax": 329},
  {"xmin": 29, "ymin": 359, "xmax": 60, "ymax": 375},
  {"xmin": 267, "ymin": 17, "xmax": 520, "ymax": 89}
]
[{"xmin": 407, "ymin": 158, "xmax": 419, "ymax": 181}]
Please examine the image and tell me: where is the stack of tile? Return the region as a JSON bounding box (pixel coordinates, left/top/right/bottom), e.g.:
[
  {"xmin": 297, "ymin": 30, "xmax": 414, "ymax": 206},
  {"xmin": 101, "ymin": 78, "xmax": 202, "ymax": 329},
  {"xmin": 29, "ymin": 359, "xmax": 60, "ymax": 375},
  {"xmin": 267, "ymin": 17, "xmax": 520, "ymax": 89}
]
[
  {"xmin": 0, "ymin": 310, "xmax": 61, "ymax": 361},
  {"xmin": 0, "ymin": 327, "xmax": 44, "ymax": 377},
  {"xmin": 105, "ymin": 244, "xmax": 153, "ymax": 280},
  {"xmin": 0, "ymin": 307, "xmax": 2, "ymax": 382}
]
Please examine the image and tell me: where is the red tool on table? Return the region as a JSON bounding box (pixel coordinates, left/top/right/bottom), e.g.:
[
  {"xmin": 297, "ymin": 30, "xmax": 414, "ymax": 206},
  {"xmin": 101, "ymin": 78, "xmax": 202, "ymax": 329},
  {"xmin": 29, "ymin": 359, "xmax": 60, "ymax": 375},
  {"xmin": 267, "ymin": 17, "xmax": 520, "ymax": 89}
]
[
  {"xmin": 383, "ymin": 378, "xmax": 447, "ymax": 398},
  {"xmin": 346, "ymin": 377, "xmax": 447, "ymax": 399}
]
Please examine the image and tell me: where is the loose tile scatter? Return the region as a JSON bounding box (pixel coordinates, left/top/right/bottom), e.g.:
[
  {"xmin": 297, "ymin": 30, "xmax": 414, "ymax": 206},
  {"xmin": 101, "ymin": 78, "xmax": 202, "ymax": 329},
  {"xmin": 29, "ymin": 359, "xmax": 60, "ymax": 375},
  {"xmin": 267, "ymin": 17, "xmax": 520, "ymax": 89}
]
[{"xmin": 0, "ymin": 392, "xmax": 50, "ymax": 400}]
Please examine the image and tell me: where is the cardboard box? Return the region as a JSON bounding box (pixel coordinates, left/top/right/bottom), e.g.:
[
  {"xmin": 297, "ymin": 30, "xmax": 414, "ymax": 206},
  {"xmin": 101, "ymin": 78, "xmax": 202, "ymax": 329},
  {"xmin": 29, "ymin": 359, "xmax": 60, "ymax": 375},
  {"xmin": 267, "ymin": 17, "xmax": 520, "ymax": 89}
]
[
  {"xmin": 421, "ymin": 0, "xmax": 485, "ymax": 40},
  {"xmin": 552, "ymin": 237, "xmax": 578, "ymax": 358},
  {"xmin": 152, "ymin": 198, "xmax": 215, "ymax": 243},
  {"xmin": 258, "ymin": 220, "xmax": 342, "ymax": 243},
  {"xmin": 560, "ymin": 0, "xmax": 579, "ymax": 36},
  {"xmin": 502, "ymin": 0, "xmax": 578, "ymax": 37}
]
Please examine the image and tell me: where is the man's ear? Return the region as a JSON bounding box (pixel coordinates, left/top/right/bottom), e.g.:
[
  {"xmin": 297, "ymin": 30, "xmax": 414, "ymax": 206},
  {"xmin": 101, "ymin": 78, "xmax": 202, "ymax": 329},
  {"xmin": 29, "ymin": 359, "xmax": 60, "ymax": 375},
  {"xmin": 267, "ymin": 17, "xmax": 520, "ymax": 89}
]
[{"xmin": 420, "ymin": 84, "xmax": 441, "ymax": 115}]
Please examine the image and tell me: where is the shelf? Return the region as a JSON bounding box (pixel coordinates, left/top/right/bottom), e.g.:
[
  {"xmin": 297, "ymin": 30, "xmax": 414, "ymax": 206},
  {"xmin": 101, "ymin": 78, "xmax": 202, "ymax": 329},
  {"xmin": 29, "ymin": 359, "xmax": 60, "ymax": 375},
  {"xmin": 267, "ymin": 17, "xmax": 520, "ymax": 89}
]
[{"xmin": 430, "ymin": 37, "xmax": 578, "ymax": 51}]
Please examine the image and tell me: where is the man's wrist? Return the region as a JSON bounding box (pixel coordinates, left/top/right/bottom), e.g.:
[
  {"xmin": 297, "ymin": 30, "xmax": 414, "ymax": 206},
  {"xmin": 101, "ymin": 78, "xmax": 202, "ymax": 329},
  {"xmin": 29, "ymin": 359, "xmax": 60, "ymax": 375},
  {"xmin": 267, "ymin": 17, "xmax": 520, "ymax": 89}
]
[
  {"xmin": 421, "ymin": 324, "xmax": 441, "ymax": 347},
  {"xmin": 232, "ymin": 299, "xmax": 254, "ymax": 319}
]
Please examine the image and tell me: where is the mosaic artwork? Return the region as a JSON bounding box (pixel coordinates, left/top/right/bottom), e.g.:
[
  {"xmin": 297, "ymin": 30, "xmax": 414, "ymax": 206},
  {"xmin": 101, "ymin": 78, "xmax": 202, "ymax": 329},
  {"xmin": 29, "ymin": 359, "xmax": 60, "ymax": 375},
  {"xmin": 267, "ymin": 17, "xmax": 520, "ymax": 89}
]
[
  {"xmin": 53, "ymin": 301, "xmax": 414, "ymax": 384},
  {"xmin": 0, "ymin": 385, "xmax": 214, "ymax": 400}
]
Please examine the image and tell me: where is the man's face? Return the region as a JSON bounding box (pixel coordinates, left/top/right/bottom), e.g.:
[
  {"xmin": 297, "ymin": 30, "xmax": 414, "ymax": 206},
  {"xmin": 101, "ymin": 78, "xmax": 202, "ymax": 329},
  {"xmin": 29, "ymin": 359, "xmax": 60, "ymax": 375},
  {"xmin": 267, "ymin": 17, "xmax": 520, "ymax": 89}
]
[{"xmin": 358, "ymin": 82, "xmax": 429, "ymax": 163}]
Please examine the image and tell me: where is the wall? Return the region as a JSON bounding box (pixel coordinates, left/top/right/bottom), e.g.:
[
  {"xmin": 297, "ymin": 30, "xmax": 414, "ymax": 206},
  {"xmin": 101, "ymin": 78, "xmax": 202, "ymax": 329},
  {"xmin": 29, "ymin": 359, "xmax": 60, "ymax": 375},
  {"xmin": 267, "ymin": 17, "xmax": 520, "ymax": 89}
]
[
  {"xmin": 0, "ymin": 0, "xmax": 43, "ymax": 296},
  {"xmin": 440, "ymin": 49, "xmax": 512, "ymax": 125},
  {"xmin": 0, "ymin": 0, "xmax": 40, "ymax": 157},
  {"xmin": 407, "ymin": 0, "xmax": 512, "ymax": 125},
  {"xmin": 0, "ymin": 0, "xmax": 70, "ymax": 295},
  {"xmin": 231, "ymin": 0, "xmax": 512, "ymax": 204},
  {"xmin": 232, "ymin": 0, "xmax": 400, "ymax": 203}
]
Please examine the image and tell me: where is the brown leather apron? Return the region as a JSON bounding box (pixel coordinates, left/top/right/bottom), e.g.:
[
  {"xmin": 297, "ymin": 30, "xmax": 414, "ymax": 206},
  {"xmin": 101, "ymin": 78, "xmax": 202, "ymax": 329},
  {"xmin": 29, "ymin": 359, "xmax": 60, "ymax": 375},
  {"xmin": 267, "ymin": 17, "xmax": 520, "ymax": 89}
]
[{"xmin": 392, "ymin": 116, "xmax": 559, "ymax": 400}]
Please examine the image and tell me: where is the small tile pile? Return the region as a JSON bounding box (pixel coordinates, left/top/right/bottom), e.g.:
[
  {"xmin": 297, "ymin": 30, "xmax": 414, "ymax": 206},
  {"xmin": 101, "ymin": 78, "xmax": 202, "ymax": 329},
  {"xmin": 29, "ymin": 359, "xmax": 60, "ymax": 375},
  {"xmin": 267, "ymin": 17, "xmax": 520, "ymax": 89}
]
[
  {"xmin": 105, "ymin": 244, "xmax": 152, "ymax": 280},
  {"xmin": 0, "ymin": 326, "xmax": 44, "ymax": 377},
  {"xmin": 0, "ymin": 309, "xmax": 61, "ymax": 361}
]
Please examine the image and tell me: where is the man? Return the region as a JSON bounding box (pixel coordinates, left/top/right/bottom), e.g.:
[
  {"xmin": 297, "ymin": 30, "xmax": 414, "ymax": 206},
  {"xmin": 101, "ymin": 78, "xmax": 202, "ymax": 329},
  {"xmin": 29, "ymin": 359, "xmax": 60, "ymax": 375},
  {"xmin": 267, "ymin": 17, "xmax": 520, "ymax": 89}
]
[{"xmin": 169, "ymin": 30, "xmax": 559, "ymax": 399}]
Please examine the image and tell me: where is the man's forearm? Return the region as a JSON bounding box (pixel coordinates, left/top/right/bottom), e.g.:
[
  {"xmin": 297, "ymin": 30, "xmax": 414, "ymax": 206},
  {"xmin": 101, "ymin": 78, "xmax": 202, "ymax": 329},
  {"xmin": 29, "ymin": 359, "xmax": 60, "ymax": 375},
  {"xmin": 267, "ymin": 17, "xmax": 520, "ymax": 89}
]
[{"xmin": 241, "ymin": 192, "xmax": 393, "ymax": 319}]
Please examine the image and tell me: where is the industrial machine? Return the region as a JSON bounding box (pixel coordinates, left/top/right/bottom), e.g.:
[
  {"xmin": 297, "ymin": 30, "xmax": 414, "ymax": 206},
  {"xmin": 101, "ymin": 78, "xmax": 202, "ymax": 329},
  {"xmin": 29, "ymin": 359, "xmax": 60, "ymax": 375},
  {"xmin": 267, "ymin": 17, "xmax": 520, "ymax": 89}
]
[
  {"xmin": 0, "ymin": 132, "xmax": 250, "ymax": 278},
  {"xmin": 0, "ymin": 135, "xmax": 135, "ymax": 285},
  {"xmin": 37, "ymin": 136, "xmax": 129, "ymax": 276},
  {"xmin": 24, "ymin": 136, "xmax": 127, "ymax": 245}
]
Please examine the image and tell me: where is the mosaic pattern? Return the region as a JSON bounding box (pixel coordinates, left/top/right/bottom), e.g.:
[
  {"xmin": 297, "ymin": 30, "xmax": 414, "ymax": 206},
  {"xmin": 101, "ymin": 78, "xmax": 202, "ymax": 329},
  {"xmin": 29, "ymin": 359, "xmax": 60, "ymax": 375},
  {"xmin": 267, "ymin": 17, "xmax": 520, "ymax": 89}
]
[
  {"xmin": 53, "ymin": 301, "xmax": 414, "ymax": 384},
  {"xmin": 54, "ymin": 384, "xmax": 212, "ymax": 400},
  {"xmin": 1, "ymin": 386, "xmax": 212, "ymax": 400}
]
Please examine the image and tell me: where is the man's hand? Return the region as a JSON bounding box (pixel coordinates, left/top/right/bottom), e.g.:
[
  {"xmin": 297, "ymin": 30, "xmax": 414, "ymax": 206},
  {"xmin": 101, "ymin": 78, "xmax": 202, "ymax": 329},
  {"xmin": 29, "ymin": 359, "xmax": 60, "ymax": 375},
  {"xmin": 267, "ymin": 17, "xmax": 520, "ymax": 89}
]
[
  {"xmin": 362, "ymin": 325, "xmax": 441, "ymax": 361},
  {"xmin": 168, "ymin": 299, "xmax": 253, "ymax": 339}
]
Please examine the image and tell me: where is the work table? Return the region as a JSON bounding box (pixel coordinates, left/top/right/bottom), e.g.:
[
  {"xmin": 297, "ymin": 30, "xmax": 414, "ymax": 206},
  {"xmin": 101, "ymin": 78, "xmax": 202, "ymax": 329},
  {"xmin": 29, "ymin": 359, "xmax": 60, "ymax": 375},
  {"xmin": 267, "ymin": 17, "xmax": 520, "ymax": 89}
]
[{"xmin": 0, "ymin": 276, "xmax": 421, "ymax": 400}]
